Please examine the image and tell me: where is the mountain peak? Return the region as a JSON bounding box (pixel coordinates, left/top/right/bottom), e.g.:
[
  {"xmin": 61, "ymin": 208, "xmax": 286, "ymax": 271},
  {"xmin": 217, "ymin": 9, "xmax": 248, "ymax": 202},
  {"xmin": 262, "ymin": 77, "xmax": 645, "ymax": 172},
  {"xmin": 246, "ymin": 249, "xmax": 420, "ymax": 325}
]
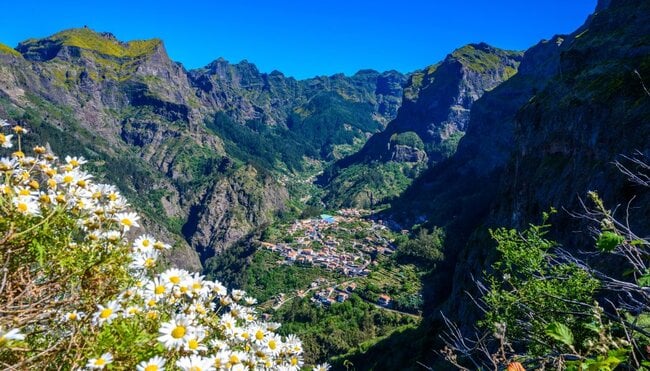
[
  {"xmin": 17, "ymin": 27, "xmax": 163, "ymax": 61},
  {"xmin": 449, "ymin": 43, "xmax": 523, "ymax": 73}
]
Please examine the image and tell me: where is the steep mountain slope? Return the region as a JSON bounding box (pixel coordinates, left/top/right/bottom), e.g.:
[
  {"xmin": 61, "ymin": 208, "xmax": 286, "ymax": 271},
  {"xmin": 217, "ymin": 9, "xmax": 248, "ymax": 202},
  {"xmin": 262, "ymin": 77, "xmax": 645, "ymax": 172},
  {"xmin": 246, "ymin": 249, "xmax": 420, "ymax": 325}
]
[
  {"xmin": 330, "ymin": 1, "xmax": 650, "ymax": 368},
  {"xmin": 390, "ymin": 0, "xmax": 650, "ymax": 325},
  {"xmin": 321, "ymin": 44, "xmax": 522, "ymax": 208},
  {"xmin": 0, "ymin": 28, "xmax": 405, "ymax": 267}
]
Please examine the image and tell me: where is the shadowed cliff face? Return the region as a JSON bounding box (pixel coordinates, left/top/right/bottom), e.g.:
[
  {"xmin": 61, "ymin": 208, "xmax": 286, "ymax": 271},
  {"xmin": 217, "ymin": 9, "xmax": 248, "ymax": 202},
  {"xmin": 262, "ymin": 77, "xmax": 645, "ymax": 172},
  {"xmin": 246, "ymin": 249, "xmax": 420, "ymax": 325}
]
[
  {"xmin": 388, "ymin": 0, "xmax": 650, "ymax": 325},
  {"xmin": 0, "ymin": 28, "xmax": 406, "ymax": 268}
]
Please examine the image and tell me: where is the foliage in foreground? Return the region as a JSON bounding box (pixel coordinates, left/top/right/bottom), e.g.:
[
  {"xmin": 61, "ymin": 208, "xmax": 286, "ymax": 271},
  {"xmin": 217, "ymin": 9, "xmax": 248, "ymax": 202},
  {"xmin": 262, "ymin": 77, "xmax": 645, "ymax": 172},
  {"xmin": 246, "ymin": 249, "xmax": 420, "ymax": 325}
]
[
  {"xmin": 441, "ymin": 156, "xmax": 650, "ymax": 370},
  {"xmin": 0, "ymin": 119, "xmax": 327, "ymax": 370}
]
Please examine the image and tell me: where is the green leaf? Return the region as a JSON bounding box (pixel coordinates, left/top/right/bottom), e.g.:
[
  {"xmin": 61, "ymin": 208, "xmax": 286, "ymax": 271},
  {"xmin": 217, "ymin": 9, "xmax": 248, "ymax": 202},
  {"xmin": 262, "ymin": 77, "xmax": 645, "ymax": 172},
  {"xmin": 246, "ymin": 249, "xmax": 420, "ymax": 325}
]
[
  {"xmin": 596, "ymin": 231, "xmax": 625, "ymax": 252},
  {"xmin": 638, "ymin": 273, "xmax": 650, "ymax": 287},
  {"xmin": 583, "ymin": 321, "xmax": 601, "ymax": 333},
  {"xmin": 546, "ymin": 322, "xmax": 574, "ymax": 346}
]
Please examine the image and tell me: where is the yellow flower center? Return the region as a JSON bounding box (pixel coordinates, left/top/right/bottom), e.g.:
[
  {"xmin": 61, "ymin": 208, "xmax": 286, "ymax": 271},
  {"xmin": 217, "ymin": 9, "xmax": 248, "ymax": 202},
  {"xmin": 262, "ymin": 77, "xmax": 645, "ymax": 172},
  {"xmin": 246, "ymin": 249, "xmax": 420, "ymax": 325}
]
[
  {"xmin": 170, "ymin": 276, "xmax": 180, "ymax": 284},
  {"xmin": 95, "ymin": 358, "xmax": 106, "ymax": 366},
  {"xmin": 154, "ymin": 285, "xmax": 165, "ymax": 295},
  {"xmin": 291, "ymin": 357, "xmax": 298, "ymax": 366},
  {"xmin": 255, "ymin": 330, "xmax": 264, "ymax": 341},
  {"xmin": 144, "ymin": 258, "xmax": 155, "ymax": 268},
  {"xmin": 17, "ymin": 203, "xmax": 28, "ymax": 213},
  {"xmin": 268, "ymin": 340, "xmax": 277, "ymax": 350},
  {"xmin": 63, "ymin": 175, "xmax": 73, "ymax": 183},
  {"xmin": 108, "ymin": 193, "xmax": 118, "ymax": 201},
  {"xmin": 171, "ymin": 325, "xmax": 186, "ymax": 339},
  {"xmin": 143, "ymin": 239, "xmax": 151, "ymax": 247},
  {"xmin": 70, "ymin": 159, "xmax": 79, "ymax": 166},
  {"xmin": 68, "ymin": 313, "xmax": 77, "ymax": 320},
  {"xmin": 19, "ymin": 189, "xmax": 31, "ymax": 196},
  {"xmin": 144, "ymin": 365, "xmax": 158, "ymax": 371},
  {"xmin": 121, "ymin": 218, "xmax": 132, "ymax": 226},
  {"xmin": 192, "ymin": 282, "xmax": 202, "ymax": 290},
  {"xmin": 188, "ymin": 338, "xmax": 199, "ymax": 350},
  {"xmin": 99, "ymin": 308, "xmax": 113, "ymax": 319},
  {"xmin": 0, "ymin": 134, "xmax": 5, "ymax": 143},
  {"xmin": 230, "ymin": 355, "xmax": 240, "ymax": 364},
  {"xmin": 189, "ymin": 367, "xmax": 201, "ymax": 371}
]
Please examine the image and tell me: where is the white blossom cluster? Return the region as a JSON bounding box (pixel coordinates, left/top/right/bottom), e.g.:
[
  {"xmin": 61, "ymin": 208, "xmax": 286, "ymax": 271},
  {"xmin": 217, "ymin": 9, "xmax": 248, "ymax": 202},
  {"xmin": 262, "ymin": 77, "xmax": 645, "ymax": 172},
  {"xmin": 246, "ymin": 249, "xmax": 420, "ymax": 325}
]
[{"xmin": 0, "ymin": 119, "xmax": 330, "ymax": 370}]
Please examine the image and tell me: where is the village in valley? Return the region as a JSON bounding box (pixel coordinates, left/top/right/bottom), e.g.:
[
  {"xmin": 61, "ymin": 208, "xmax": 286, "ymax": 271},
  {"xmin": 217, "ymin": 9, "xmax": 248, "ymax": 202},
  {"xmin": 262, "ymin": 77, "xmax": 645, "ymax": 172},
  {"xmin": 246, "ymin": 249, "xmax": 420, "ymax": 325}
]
[{"xmin": 258, "ymin": 208, "xmax": 403, "ymax": 309}]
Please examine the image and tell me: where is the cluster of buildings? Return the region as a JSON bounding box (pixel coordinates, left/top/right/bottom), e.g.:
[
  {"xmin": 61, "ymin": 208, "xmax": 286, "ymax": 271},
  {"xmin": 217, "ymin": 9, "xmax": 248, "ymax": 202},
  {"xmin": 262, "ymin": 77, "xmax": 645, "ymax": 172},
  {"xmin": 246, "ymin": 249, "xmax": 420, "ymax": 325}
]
[
  {"xmin": 260, "ymin": 210, "xmax": 395, "ymax": 277},
  {"xmin": 312, "ymin": 282, "xmax": 357, "ymax": 306}
]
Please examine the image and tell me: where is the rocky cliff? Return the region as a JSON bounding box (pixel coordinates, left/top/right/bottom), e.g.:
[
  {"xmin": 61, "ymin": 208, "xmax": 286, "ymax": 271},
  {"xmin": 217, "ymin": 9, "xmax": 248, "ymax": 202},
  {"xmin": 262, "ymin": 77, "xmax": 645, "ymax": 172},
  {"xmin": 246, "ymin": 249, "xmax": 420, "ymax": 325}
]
[
  {"xmin": 0, "ymin": 28, "xmax": 405, "ymax": 268},
  {"xmin": 390, "ymin": 0, "xmax": 650, "ymax": 325},
  {"xmin": 320, "ymin": 44, "xmax": 522, "ymax": 208}
]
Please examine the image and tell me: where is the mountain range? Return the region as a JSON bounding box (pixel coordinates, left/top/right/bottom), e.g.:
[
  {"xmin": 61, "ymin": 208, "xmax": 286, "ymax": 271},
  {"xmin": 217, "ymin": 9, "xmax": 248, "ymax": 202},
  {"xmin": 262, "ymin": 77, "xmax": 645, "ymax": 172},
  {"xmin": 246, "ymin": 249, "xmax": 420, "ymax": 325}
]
[{"xmin": 0, "ymin": 0, "xmax": 648, "ymax": 367}]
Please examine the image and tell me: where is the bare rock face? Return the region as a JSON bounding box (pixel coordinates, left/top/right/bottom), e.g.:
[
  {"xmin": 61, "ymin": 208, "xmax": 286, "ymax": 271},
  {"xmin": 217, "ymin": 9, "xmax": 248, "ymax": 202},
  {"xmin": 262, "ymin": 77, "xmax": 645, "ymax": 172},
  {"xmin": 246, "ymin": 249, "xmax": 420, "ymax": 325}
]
[
  {"xmin": 184, "ymin": 166, "xmax": 288, "ymax": 261},
  {"xmin": 376, "ymin": 43, "xmax": 523, "ymax": 163},
  {"xmin": 389, "ymin": 144, "xmax": 428, "ymax": 163}
]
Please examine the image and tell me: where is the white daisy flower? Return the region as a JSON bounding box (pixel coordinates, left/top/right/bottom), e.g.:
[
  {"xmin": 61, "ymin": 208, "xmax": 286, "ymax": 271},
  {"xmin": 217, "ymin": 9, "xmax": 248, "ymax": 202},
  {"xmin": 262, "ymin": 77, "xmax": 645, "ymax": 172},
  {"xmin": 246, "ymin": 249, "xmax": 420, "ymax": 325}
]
[
  {"xmin": 115, "ymin": 211, "xmax": 140, "ymax": 231},
  {"xmin": 158, "ymin": 315, "xmax": 194, "ymax": 350},
  {"xmin": 0, "ymin": 133, "xmax": 13, "ymax": 148},
  {"xmin": 250, "ymin": 324, "xmax": 268, "ymax": 345},
  {"xmin": 136, "ymin": 355, "xmax": 166, "ymax": 371},
  {"xmin": 145, "ymin": 277, "xmax": 168, "ymax": 300},
  {"xmin": 160, "ymin": 268, "xmax": 188, "ymax": 287},
  {"xmin": 130, "ymin": 250, "xmax": 159, "ymax": 271},
  {"xmin": 176, "ymin": 355, "xmax": 215, "ymax": 371},
  {"xmin": 13, "ymin": 196, "xmax": 40, "ymax": 216},
  {"xmin": 64, "ymin": 155, "xmax": 87, "ymax": 168},
  {"xmin": 264, "ymin": 334, "xmax": 283, "ymax": 356},
  {"xmin": 225, "ymin": 351, "xmax": 247, "ymax": 368},
  {"xmin": 86, "ymin": 352, "xmax": 113, "ymax": 369},
  {"xmin": 0, "ymin": 327, "xmax": 25, "ymax": 344},
  {"xmin": 92, "ymin": 300, "xmax": 120, "ymax": 325},
  {"xmin": 62, "ymin": 310, "xmax": 84, "ymax": 322},
  {"xmin": 231, "ymin": 289, "xmax": 246, "ymax": 301},
  {"xmin": 313, "ymin": 363, "xmax": 331, "ymax": 371},
  {"xmin": 133, "ymin": 234, "xmax": 156, "ymax": 252},
  {"xmin": 183, "ymin": 327, "xmax": 208, "ymax": 354}
]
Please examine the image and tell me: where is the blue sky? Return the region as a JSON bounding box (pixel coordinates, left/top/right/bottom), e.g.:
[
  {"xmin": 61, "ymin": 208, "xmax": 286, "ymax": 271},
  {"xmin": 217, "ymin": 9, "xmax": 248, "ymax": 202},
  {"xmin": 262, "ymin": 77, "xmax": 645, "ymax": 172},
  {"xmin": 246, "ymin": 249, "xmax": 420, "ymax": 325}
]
[{"xmin": 0, "ymin": 0, "xmax": 596, "ymax": 79}]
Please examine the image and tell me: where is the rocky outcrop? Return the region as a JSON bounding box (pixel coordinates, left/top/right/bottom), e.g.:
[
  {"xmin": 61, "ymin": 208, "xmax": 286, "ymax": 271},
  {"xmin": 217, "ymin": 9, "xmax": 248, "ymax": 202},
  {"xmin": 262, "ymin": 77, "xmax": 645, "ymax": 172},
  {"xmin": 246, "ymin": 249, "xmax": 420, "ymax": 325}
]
[
  {"xmin": 389, "ymin": 144, "xmax": 427, "ymax": 163},
  {"xmin": 321, "ymin": 44, "xmax": 522, "ymax": 207},
  {"xmin": 348, "ymin": 44, "xmax": 523, "ymax": 165},
  {"xmin": 184, "ymin": 167, "xmax": 288, "ymax": 261}
]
